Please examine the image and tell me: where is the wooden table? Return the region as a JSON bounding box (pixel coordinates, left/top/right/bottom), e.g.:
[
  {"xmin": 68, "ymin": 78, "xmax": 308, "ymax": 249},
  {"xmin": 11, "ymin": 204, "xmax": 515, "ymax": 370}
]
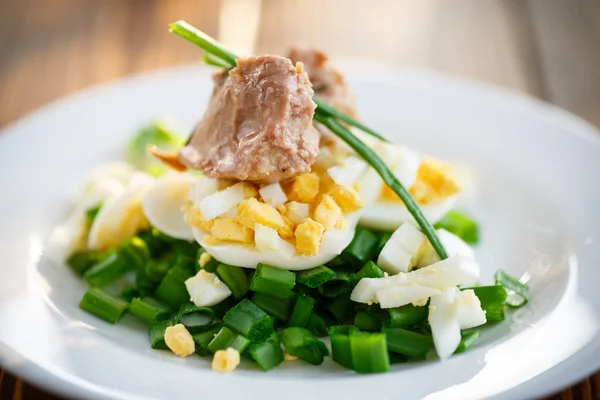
[{"xmin": 0, "ymin": 0, "xmax": 598, "ymax": 399}]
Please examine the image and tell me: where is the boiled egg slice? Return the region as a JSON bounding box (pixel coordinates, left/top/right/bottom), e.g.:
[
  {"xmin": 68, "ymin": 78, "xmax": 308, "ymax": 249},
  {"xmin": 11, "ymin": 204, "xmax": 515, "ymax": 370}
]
[
  {"xmin": 429, "ymin": 287, "xmax": 462, "ymax": 359},
  {"xmin": 142, "ymin": 172, "xmax": 198, "ymax": 241}
]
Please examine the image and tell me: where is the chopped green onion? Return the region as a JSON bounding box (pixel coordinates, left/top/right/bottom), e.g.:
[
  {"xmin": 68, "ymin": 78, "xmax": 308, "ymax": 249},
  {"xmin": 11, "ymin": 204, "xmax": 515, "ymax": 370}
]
[
  {"xmin": 350, "ymin": 332, "xmax": 390, "ymax": 373},
  {"xmin": 455, "ymin": 330, "xmax": 480, "ymax": 354},
  {"xmin": 149, "ymin": 320, "xmax": 172, "ymax": 349},
  {"xmin": 386, "ymin": 305, "xmax": 429, "ymax": 328},
  {"xmin": 175, "ymin": 302, "xmax": 215, "ymax": 333},
  {"xmin": 288, "ymin": 294, "xmax": 316, "ymax": 328},
  {"xmin": 312, "ymin": 97, "xmax": 389, "ymax": 142},
  {"xmin": 469, "ymin": 285, "xmax": 507, "ymax": 321},
  {"xmin": 351, "ymin": 261, "xmax": 385, "ymax": 284},
  {"xmin": 434, "ymin": 210, "xmax": 480, "ymax": 245},
  {"xmin": 216, "ymin": 263, "xmax": 249, "ymax": 299},
  {"xmin": 208, "ymin": 326, "xmax": 251, "ymax": 353},
  {"xmin": 327, "ymin": 326, "xmax": 358, "ymax": 369},
  {"xmin": 252, "ymin": 292, "xmax": 297, "ymax": 322},
  {"xmin": 202, "ymin": 53, "xmax": 233, "ymax": 69},
  {"xmin": 280, "ymin": 327, "xmax": 329, "ymax": 365},
  {"xmin": 223, "ymin": 299, "xmax": 275, "ymax": 343},
  {"xmin": 67, "ymin": 250, "xmax": 106, "ymax": 275},
  {"xmin": 211, "ymin": 297, "xmax": 237, "ymax": 320},
  {"xmin": 244, "ymin": 332, "xmax": 284, "ymax": 371},
  {"xmin": 249, "ymin": 263, "xmax": 296, "ymax": 299},
  {"xmin": 193, "ymin": 324, "xmax": 222, "ymax": 356},
  {"xmin": 318, "ymin": 270, "xmax": 352, "ymax": 297},
  {"xmin": 314, "ymin": 113, "xmax": 448, "ymax": 260},
  {"xmin": 79, "ymin": 288, "xmax": 129, "ymax": 324},
  {"xmin": 306, "ymin": 312, "xmax": 328, "ymax": 338},
  {"xmin": 326, "ymin": 256, "xmax": 348, "ymax": 269},
  {"xmin": 169, "ymin": 20, "xmax": 238, "ymax": 68},
  {"xmin": 296, "ymin": 266, "xmax": 335, "ymax": 288},
  {"xmin": 121, "ymin": 286, "xmax": 140, "ymax": 302},
  {"xmin": 354, "ymin": 310, "xmax": 382, "ymax": 331},
  {"xmin": 374, "ymin": 231, "xmax": 393, "ymax": 258},
  {"xmin": 325, "ymin": 294, "xmax": 353, "ymax": 322},
  {"xmin": 126, "ymin": 121, "xmax": 184, "ymax": 172},
  {"xmin": 384, "ymin": 327, "xmax": 432, "ymax": 359},
  {"xmin": 130, "ymin": 297, "xmax": 172, "ymax": 324},
  {"xmin": 340, "ymin": 227, "xmax": 379, "ymax": 269},
  {"xmin": 145, "ymin": 254, "xmax": 173, "ymax": 282},
  {"xmin": 138, "ymin": 229, "xmax": 170, "ymax": 258},
  {"xmin": 196, "ymin": 248, "xmax": 219, "ymax": 273},
  {"xmin": 84, "ymin": 251, "xmax": 128, "ymax": 287},
  {"xmin": 174, "ymin": 241, "xmax": 200, "ymax": 259},
  {"xmin": 119, "ymin": 236, "xmax": 151, "ymax": 270},
  {"xmin": 155, "ymin": 265, "xmax": 194, "ymax": 309},
  {"xmin": 85, "ymin": 205, "xmax": 102, "ymax": 226},
  {"xmin": 388, "ymin": 352, "xmax": 409, "ymax": 364},
  {"xmin": 135, "ymin": 268, "xmax": 159, "ymax": 297},
  {"xmin": 495, "ymin": 270, "xmax": 529, "ymax": 308}
]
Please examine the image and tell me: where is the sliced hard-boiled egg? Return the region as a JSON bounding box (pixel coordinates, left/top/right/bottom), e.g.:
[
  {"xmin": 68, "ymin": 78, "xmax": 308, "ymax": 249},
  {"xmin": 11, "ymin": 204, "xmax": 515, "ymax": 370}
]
[
  {"xmin": 189, "ymin": 176, "xmax": 219, "ymax": 205},
  {"xmin": 455, "ymin": 289, "xmax": 487, "ymax": 329},
  {"xmin": 185, "ymin": 270, "xmax": 232, "ymax": 307},
  {"xmin": 429, "ymin": 287, "xmax": 461, "ymax": 359},
  {"xmin": 88, "ymin": 172, "xmax": 154, "ymax": 251},
  {"xmin": 350, "ymin": 275, "xmax": 405, "ymax": 304},
  {"xmin": 327, "ymin": 156, "xmax": 367, "ymax": 187},
  {"xmin": 142, "ymin": 172, "xmax": 198, "ymax": 241},
  {"xmin": 198, "ymin": 182, "xmax": 249, "ymax": 220},
  {"xmin": 418, "ymin": 228, "xmax": 475, "ymax": 268},
  {"xmin": 259, "ymin": 183, "xmax": 287, "ymax": 207},
  {"xmin": 376, "ymin": 285, "xmax": 441, "ymax": 309},
  {"xmin": 46, "ymin": 212, "xmax": 89, "ymax": 265},
  {"xmin": 254, "ymin": 224, "xmax": 295, "ymax": 256},
  {"xmin": 377, "ymin": 222, "xmax": 427, "ymax": 274},
  {"xmin": 405, "ymin": 255, "xmax": 479, "ymax": 290},
  {"xmin": 192, "ymin": 211, "xmax": 361, "ymax": 271}
]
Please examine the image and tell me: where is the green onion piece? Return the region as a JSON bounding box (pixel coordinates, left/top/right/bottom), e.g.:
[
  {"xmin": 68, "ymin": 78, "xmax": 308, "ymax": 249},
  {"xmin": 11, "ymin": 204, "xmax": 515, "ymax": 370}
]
[
  {"xmin": 384, "ymin": 327, "xmax": 432, "ymax": 359},
  {"xmin": 318, "ymin": 270, "xmax": 352, "ymax": 297},
  {"xmin": 85, "ymin": 205, "xmax": 102, "ymax": 226},
  {"xmin": 386, "ymin": 305, "xmax": 429, "ymax": 328},
  {"xmin": 196, "ymin": 247, "xmax": 219, "ymax": 273},
  {"xmin": 145, "ymin": 253, "xmax": 174, "ymax": 282},
  {"xmin": 208, "ymin": 326, "xmax": 251, "ymax": 353},
  {"xmin": 252, "ymin": 292, "xmax": 297, "ymax": 322},
  {"xmin": 171, "ymin": 253, "xmax": 196, "ymax": 277},
  {"xmin": 296, "ymin": 266, "xmax": 335, "ymax": 288},
  {"xmin": 244, "ymin": 332, "xmax": 284, "ymax": 371},
  {"xmin": 138, "ymin": 229, "xmax": 170, "ymax": 258},
  {"xmin": 469, "ymin": 285, "xmax": 507, "ymax": 321},
  {"xmin": 494, "ymin": 270, "xmax": 529, "ymax": 308},
  {"xmin": 175, "ymin": 302, "xmax": 215, "ymax": 333},
  {"xmin": 350, "ymin": 332, "xmax": 390, "ymax": 373},
  {"xmin": 149, "ymin": 320, "xmax": 172, "ymax": 349},
  {"xmin": 388, "ymin": 352, "xmax": 409, "ymax": 364},
  {"xmin": 325, "ymin": 256, "xmax": 348, "ymax": 269},
  {"xmin": 340, "ymin": 227, "xmax": 379, "ymax": 269},
  {"xmin": 434, "ymin": 210, "xmax": 480, "ymax": 245},
  {"xmin": 374, "ymin": 231, "xmax": 393, "ymax": 258},
  {"xmin": 121, "ymin": 286, "xmax": 140, "ymax": 302},
  {"xmin": 351, "ymin": 261, "xmax": 385, "ymax": 285},
  {"xmin": 325, "ymin": 294, "xmax": 353, "ymax": 322},
  {"xmin": 216, "ymin": 263, "xmax": 249, "ymax": 299},
  {"xmin": 455, "ymin": 330, "xmax": 480, "ymax": 354},
  {"xmin": 130, "ymin": 297, "xmax": 172, "ymax": 324},
  {"xmin": 312, "ymin": 97, "xmax": 389, "ymax": 142},
  {"xmin": 192, "ymin": 324, "xmax": 222, "ymax": 356},
  {"xmin": 174, "ymin": 241, "xmax": 200, "ymax": 259},
  {"xmin": 223, "ymin": 299, "xmax": 275, "ymax": 343},
  {"xmin": 84, "ymin": 251, "xmax": 128, "ymax": 287},
  {"xmin": 327, "ymin": 326, "xmax": 358, "ymax": 369},
  {"xmin": 314, "ymin": 113, "xmax": 448, "ymax": 260},
  {"xmin": 202, "ymin": 53, "xmax": 234, "ymax": 69},
  {"xmin": 126, "ymin": 121, "xmax": 184, "ymax": 172},
  {"xmin": 288, "ymin": 294, "xmax": 316, "ymax": 328},
  {"xmin": 155, "ymin": 265, "xmax": 194, "ymax": 309},
  {"xmin": 354, "ymin": 310, "xmax": 382, "ymax": 331},
  {"xmin": 280, "ymin": 327, "xmax": 329, "ymax": 366},
  {"xmin": 169, "ymin": 20, "xmax": 238, "ymax": 68},
  {"xmin": 249, "ymin": 263, "xmax": 296, "ymax": 299},
  {"xmin": 211, "ymin": 297, "xmax": 237, "ymax": 320},
  {"xmin": 306, "ymin": 312, "xmax": 328, "ymax": 338},
  {"xmin": 67, "ymin": 251, "xmax": 105, "ymax": 275},
  {"xmin": 135, "ymin": 268, "xmax": 159, "ymax": 297},
  {"xmin": 79, "ymin": 288, "xmax": 129, "ymax": 324},
  {"xmin": 119, "ymin": 236, "xmax": 151, "ymax": 270}
]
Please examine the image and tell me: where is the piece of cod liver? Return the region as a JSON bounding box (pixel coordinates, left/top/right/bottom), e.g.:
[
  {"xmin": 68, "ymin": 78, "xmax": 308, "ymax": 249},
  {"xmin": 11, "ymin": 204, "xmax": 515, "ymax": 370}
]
[{"xmin": 179, "ymin": 55, "xmax": 319, "ymax": 183}]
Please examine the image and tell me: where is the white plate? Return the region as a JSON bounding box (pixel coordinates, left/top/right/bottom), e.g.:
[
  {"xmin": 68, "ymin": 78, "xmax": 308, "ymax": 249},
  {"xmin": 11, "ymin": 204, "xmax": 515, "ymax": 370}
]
[{"xmin": 0, "ymin": 63, "xmax": 599, "ymax": 400}]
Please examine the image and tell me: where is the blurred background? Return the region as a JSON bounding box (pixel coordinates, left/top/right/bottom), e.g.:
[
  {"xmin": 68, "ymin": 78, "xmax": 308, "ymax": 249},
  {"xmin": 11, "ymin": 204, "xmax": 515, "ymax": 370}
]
[{"xmin": 1, "ymin": 0, "xmax": 599, "ymax": 129}]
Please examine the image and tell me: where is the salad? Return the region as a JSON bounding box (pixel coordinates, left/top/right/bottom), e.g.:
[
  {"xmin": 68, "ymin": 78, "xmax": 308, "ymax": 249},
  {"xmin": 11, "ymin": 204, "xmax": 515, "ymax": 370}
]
[{"xmin": 47, "ymin": 20, "xmax": 529, "ymax": 374}]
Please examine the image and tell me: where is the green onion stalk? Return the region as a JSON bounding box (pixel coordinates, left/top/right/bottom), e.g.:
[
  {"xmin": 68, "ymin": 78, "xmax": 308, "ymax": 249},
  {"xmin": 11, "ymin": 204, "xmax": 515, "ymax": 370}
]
[{"xmin": 168, "ymin": 20, "xmax": 448, "ymax": 260}]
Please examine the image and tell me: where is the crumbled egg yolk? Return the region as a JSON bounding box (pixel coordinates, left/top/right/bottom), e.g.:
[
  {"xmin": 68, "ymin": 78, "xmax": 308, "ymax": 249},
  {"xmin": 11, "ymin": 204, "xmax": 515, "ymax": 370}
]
[
  {"xmin": 183, "ymin": 204, "xmax": 215, "ymax": 231},
  {"xmin": 210, "ymin": 218, "xmax": 254, "ymax": 243},
  {"xmin": 328, "ymin": 185, "xmax": 364, "ymax": 213},
  {"xmin": 295, "ymin": 218, "xmax": 325, "ymax": 256},
  {"xmin": 283, "ymin": 350, "xmax": 298, "ymax": 361},
  {"xmin": 237, "ymin": 198, "xmax": 293, "ymax": 239},
  {"xmin": 412, "ymin": 298, "xmax": 429, "ymax": 307},
  {"xmin": 198, "ymin": 252, "xmax": 212, "ymax": 268},
  {"xmin": 313, "ymin": 194, "xmax": 343, "ymax": 230},
  {"xmin": 277, "ymin": 201, "xmax": 309, "ymax": 226},
  {"xmin": 380, "ymin": 157, "xmax": 461, "ymax": 204},
  {"xmin": 212, "ymin": 348, "xmax": 241, "ymax": 373},
  {"xmin": 164, "ymin": 324, "xmax": 195, "ymax": 357},
  {"xmin": 287, "ymin": 173, "xmax": 320, "ymax": 203}
]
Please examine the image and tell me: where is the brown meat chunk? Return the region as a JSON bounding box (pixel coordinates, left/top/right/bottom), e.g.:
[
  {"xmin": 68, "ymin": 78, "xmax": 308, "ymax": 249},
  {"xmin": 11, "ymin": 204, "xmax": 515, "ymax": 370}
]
[
  {"xmin": 288, "ymin": 46, "xmax": 357, "ymax": 118},
  {"xmin": 179, "ymin": 55, "xmax": 320, "ymax": 183}
]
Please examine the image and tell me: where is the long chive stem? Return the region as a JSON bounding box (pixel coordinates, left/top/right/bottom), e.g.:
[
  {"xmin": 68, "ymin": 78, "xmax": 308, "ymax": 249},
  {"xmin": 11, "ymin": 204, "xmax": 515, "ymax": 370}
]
[{"xmin": 169, "ymin": 21, "xmax": 238, "ymax": 68}]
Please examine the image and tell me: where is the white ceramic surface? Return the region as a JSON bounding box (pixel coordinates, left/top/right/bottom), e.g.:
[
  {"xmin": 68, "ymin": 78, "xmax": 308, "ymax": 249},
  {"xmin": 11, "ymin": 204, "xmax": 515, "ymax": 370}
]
[{"xmin": 0, "ymin": 63, "xmax": 599, "ymax": 400}]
